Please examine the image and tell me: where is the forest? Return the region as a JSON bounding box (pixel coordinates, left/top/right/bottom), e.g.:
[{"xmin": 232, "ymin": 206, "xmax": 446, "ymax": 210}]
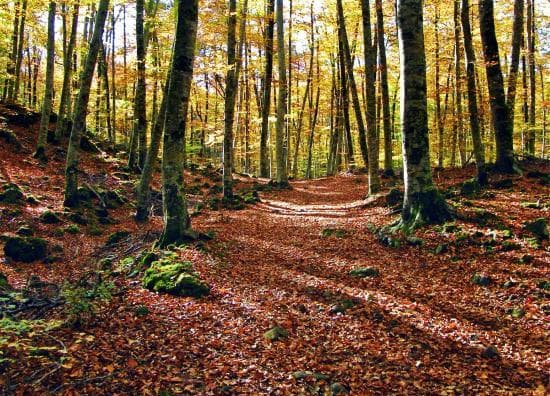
[{"xmin": 0, "ymin": 0, "xmax": 548, "ymax": 394}]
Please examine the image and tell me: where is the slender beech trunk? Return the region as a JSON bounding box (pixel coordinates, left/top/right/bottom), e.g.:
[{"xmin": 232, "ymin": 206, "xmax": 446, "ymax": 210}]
[
  {"xmin": 462, "ymin": 0, "xmax": 487, "ymax": 184},
  {"xmin": 13, "ymin": 0, "xmax": 28, "ymax": 101},
  {"xmin": 434, "ymin": 4, "xmax": 444, "ymax": 168},
  {"xmin": 64, "ymin": 0, "xmax": 109, "ymax": 207},
  {"xmin": 397, "ymin": 0, "xmax": 451, "ymax": 230},
  {"xmin": 56, "ymin": 1, "xmax": 80, "ymax": 141},
  {"xmin": 478, "ymin": 0, "xmax": 516, "ymax": 173},
  {"xmin": 129, "ymin": 0, "xmax": 147, "ymax": 170},
  {"xmin": 275, "ymin": 0, "xmax": 288, "ymax": 185},
  {"xmin": 5, "ymin": 0, "xmax": 20, "ymax": 101},
  {"xmin": 454, "ymin": 0, "xmax": 466, "ymax": 166},
  {"xmin": 375, "ymin": 0, "xmax": 392, "ymax": 174},
  {"xmin": 35, "ymin": 1, "xmax": 57, "ymax": 162},
  {"xmin": 526, "ymin": 0, "xmax": 536, "ymax": 154},
  {"xmin": 110, "ymin": 9, "xmax": 116, "ymax": 148},
  {"xmin": 223, "ymin": 0, "xmax": 238, "ymax": 198},
  {"xmin": 158, "ymin": 0, "xmax": 199, "ymax": 247},
  {"xmin": 99, "ymin": 43, "xmax": 112, "ymax": 145},
  {"xmin": 507, "ymin": 0, "xmax": 524, "ymax": 123},
  {"xmin": 337, "ymin": 0, "xmax": 366, "ymax": 169},
  {"xmin": 260, "ymin": 0, "xmax": 275, "ymax": 178},
  {"xmin": 361, "ymin": 0, "xmax": 380, "ymax": 194}
]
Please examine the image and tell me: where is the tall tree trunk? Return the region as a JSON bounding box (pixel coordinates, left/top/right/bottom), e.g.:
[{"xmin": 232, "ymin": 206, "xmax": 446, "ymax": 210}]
[
  {"xmin": 110, "ymin": 9, "xmax": 116, "ymax": 148},
  {"xmin": 434, "ymin": 4, "xmax": 444, "ymax": 168},
  {"xmin": 158, "ymin": 0, "xmax": 199, "ymax": 247},
  {"xmin": 275, "ymin": 0, "xmax": 288, "ymax": 186},
  {"xmin": 462, "ymin": 0, "xmax": 487, "ymax": 184},
  {"xmin": 99, "ymin": 43, "xmax": 112, "ymax": 145},
  {"xmin": 223, "ymin": 0, "xmax": 238, "ymax": 198},
  {"xmin": 506, "ymin": 0, "xmax": 524, "ymax": 123},
  {"xmin": 375, "ymin": 0, "xmax": 392, "ymax": 175},
  {"xmin": 337, "ymin": 0, "xmax": 366, "ymax": 169},
  {"xmin": 361, "ymin": 0, "xmax": 380, "ymax": 194},
  {"xmin": 397, "ymin": 0, "xmax": 451, "ymax": 230},
  {"xmin": 13, "ymin": 0, "xmax": 27, "ymax": 101},
  {"xmin": 306, "ymin": 41, "xmax": 320, "ymax": 179},
  {"xmin": 5, "ymin": 0, "xmax": 20, "ymax": 101},
  {"xmin": 129, "ymin": 0, "xmax": 147, "ymax": 170},
  {"xmin": 64, "ymin": 0, "xmax": 110, "ymax": 207},
  {"xmin": 34, "ymin": 1, "xmax": 57, "ymax": 162},
  {"xmin": 478, "ymin": 0, "xmax": 516, "ymax": 173},
  {"xmin": 526, "ymin": 0, "xmax": 536, "ymax": 155},
  {"xmin": 260, "ymin": 0, "xmax": 275, "ymax": 178},
  {"xmin": 540, "ymin": 64, "xmax": 546, "ymax": 158},
  {"xmin": 135, "ymin": 72, "xmax": 169, "ymax": 222},
  {"xmin": 454, "ymin": 0, "xmax": 466, "ymax": 166},
  {"xmin": 55, "ymin": 1, "xmax": 80, "ymax": 142}
]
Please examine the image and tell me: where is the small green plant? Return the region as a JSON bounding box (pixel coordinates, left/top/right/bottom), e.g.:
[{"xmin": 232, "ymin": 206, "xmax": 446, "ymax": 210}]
[
  {"xmin": 65, "ymin": 224, "xmax": 80, "ymax": 234},
  {"xmin": 62, "ymin": 278, "xmax": 114, "ymax": 326}
]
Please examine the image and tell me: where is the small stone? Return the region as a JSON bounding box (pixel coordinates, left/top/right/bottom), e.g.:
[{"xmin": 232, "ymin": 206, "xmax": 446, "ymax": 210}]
[
  {"xmin": 523, "ymin": 218, "xmax": 548, "ymax": 240},
  {"xmin": 406, "ymin": 236, "xmax": 423, "ymax": 246},
  {"xmin": 481, "ymin": 345, "xmax": 500, "ymax": 359},
  {"xmin": 508, "ymin": 307, "xmax": 525, "ymax": 318},
  {"xmin": 460, "ymin": 178, "xmax": 481, "ymax": 196},
  {"xmin": 435, "ymin": 244, "xmax": 448, "ymax": 254},
  {"xmin": 0, "ymin": 186, "xmax": 24, "ymax": 204},
  {"xmin": 263, "ymin": 326, "xmax": 288, "ymax": 341},
  {"xmin": 350, "ymin": 267, "xmax": 380, "ymax": 278},
  {"xmin": 106, "ymin": 230, "xmax": 131, "ymax": 245},
  {"xmin": 292, "ymin": 371, "xmax": 329, "ymax": 381},
  {"xmin": 330, "ymin": 382, "xmax": 349, "ymax": 395},
  {"xmin": 519, "ymin": 254, "xmax": 534, "ymax": 264},
  {"xmin": 472, "ymin": 273, "xmax": 491, "ymax": 286},
  {"xmin": 16, "ymin": 225, "xmax": 34, "ymax": 236}
]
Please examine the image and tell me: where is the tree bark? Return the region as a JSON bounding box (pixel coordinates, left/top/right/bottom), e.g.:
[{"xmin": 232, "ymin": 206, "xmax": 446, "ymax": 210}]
[
  {"xmin": 64, "ymin": 0, "xmax": 109, "ymax": 206},
  {"xmin": 275, "ymin": 0, "xmax": 288, "ymax": 186},
  {"xmin": 35, "ymin": 1, "xmax": 57, "ymax": 162},
  {"xmin": 506, "ymin": 0, "xmax": 524, "ymax": 124},
  {"xmin": 397, "ymin": 0, "xmax": 452, "ymax": 230},
  {"xmin": 223, "ymin": 0, "xmax": 238, "ymax": 198},
  {"xmin": 158, "ymin": 0, "xmax": 199, "ymax": 247},
  {"xmin": 462, "ymin": 0, "xmax": 487, "ymax": 184},
  {"xmin": 13, "ymin": 0, "xmax": 27, "ymax": 101},
  {"xmin": 361, "ymin": 0, "xmax": 380, "ymax": 194},
  {"xmin": 260, "ymin": 0, "xmax": 275, "ymax": 178},
  {"xmin": 55, "ymin": 1, "xmax": 80, "ymax": 142},
  {"xmin": 526, "ymin": 0, "xmax": 536, "ymax": 155},
  {"xmin": 478, "ymin": 0, "xmax": 516, "ymax": 173}
]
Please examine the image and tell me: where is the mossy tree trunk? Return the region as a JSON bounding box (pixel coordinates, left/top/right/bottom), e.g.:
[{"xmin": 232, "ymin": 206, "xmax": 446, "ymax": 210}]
[
  {"xmin": 526, "ymin": 0, "xmax": 536, "ymax": 155},
  {"xmin": 506, "ymin": 0, "xmax": 524, "ymax": 123},
  {"xmin": 275, "ymin": 0, "xmax": 288, "ymax": 186},
  {"xmin": 461, "ymin": 0, "xmax": 487, "ymax": 185},
  {"xmin": 260, "ymin": 0, "xmax": 275, "ymax": 178},
  {"xmin": 361, "ymin": 0, "xmax": 380, "ymax": 195},
  {"xmin": 55, "ymin": 1, "xmax": 80, "ymax": 142},
  {"xmin": 64, "ymin": 0, "xmax": 109, "ymax": 207},
  {"xmin": 478, "ymin": 0, "xmax": 516, "ymax": 173},
  {"xmin": 13, "ymin": 0, "xmax": 27, "ymax": 101},
  {"xmin": 397, "ymin": 0, "xmax": 452, "ymax": 231},
  {"xmin": 223, "ymin": 0, "xmax": 237, "ymax": 198},
  {"xmin": 35, "ymin": 1, "xmax": 56, "ymax": 162},
  {"xmin": 158, "ymin": 0, "xmax": 199, "ymax": 247}
]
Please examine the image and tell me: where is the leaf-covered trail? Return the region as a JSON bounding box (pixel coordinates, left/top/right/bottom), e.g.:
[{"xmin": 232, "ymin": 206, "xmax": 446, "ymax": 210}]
[{"xmin": 101, "ymin": 174, "xmax": 547, "ymax": 394}]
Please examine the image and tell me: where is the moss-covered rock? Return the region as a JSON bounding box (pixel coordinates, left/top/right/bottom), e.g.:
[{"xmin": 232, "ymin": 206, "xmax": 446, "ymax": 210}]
[
  {"xmin": 102, "ymin": 189, "xmax": 127, "ymax": 209},
  {"xmin": 263, "ymin": 325, "xmax": 288, "ymax": 341},
  {"xmin": 142, "ymin": 258, "xmax": 209, "ymax": 297},
  {"xmin": 321, "ymin": 228, "xmax": 347, "ymax": 238},
  {"xmin": 106, "ymin": 230, "xmax": 130, "ymax": 245},
  {"xmin": 39, "ymin": 210, "xmax": 61, "ymax": 224},
  {"xmin": 492, "ymin": 178, "xmax": 513, "ymax": 189},
  {"xmin": 523, "ymin": 218, "xmax": 548, "ymax": 240},
  {"xmin": 460, "ymin": 178, "xmax": 481, "ymax": 196},
  {"xmin": 0, "ymin": 272, "xmax": 10, "ymax": 290},
  {"xmin": 435, "ymin": 244, "xmax": 448, "ymax": 254},
  {"xmin": 68, "ymin": 211, "xmax": 88, "ymax": 225},
  {"xmin": 292, "ymin": 370, "xmax": 329, "ymax": 381},
  {"xmin": 65, "ymin": 224, "xmax": 80, "ymax": 234},
  {"xmin": 406, "ymin": 236, "xmax": 423, "ymax": 246},
  {"xmin": 507, "ymin": 307, "xmax": 525, "ymax": 318},
  {"xmin": 481, "ymin": 345, "xmax": 499, "ymax": 359},
  {"xmin": 0, "ymin": 186, "xmax": 24, "ymax": 204},
  {"xmin": 4, "ymin": 236, "xmax": 48, "ymax": 263},
  {"xmin": 349, "ymin": 267, "xmax": 380, "ymax": 278}
]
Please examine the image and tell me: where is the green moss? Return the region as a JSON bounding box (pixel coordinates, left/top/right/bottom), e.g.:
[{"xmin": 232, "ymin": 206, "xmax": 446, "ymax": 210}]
[
  {"xmin": 39, "ymin": 210, "xmax": 61, "ymax": 224},
  {"xmin": 142, "ymin": 258, "xmax": 209, "ymax": 297},
  {"xmin": 4, "ymin": 236, "xmax": 48, "ymax": 262},
  {"xmin": 386, "ymin": 188, "xmax": 404, "ymax": 207},
  {"xmin": 349, "ymin": 267, "xmax": 380, "ymax": 278},
  {"xmin": 460, "ymin": 178, "xmax": 481, "ymax": 196},
  {"xmin": 263, "ymin": 326, "xmax": 288, "ymax": 341},
  {"xmin": 435, "ymin": 244, "xmax": 448, "ymax": 254},
  {"xmin": 292, "ymin": 370, "xmax": 329, "ymax": 381},
  {"xmin": 507, "ymin": 307, "xmax": 525, "ymax": 318},
  {"xmin": 16, "ymin": 225, "xmax": 33, "ymax": 236},
  {"xmin": 65, "ymin": 224, "xmax": 80, "ymax": 234},
  {"xmin": 321, "ymin": 228, "xmax": 347, "ymax": 238},
  {"xmin": 406, "ymin": 236, "xmax": 424, "ymax": 246},
  {"xmin": 0, "ymin": 272, "xmax": 9, "ymax": 289}
]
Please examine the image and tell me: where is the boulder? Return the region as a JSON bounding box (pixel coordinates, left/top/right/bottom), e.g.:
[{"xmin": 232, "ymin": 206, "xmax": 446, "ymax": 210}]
[
  {"xmin": 142, "ymin": 258, "xmax": 209, "ymax": 297},
  {"xmin": 349, "ymin": 267, "xmax": 380, "ymax": 278},
  {"xmin": 39, "ymin": 210, "xmax": 61, "ymax": 224},
  {"xmin": 4, "ymin": 236, "xmax": 48, "ymax": 263},
  {"xmin": 523, "ymin": 218, "xmax": 548, "ymax": 240},
  {"xmin": 263, "ymin": 326, "xmax": 288, "ymax": 341}
]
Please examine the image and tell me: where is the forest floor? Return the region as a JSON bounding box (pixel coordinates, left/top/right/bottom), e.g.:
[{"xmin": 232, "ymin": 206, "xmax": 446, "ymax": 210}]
[{"xmin": 0, "ymin": 103, "xmax": 549, "ymax": 395}]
